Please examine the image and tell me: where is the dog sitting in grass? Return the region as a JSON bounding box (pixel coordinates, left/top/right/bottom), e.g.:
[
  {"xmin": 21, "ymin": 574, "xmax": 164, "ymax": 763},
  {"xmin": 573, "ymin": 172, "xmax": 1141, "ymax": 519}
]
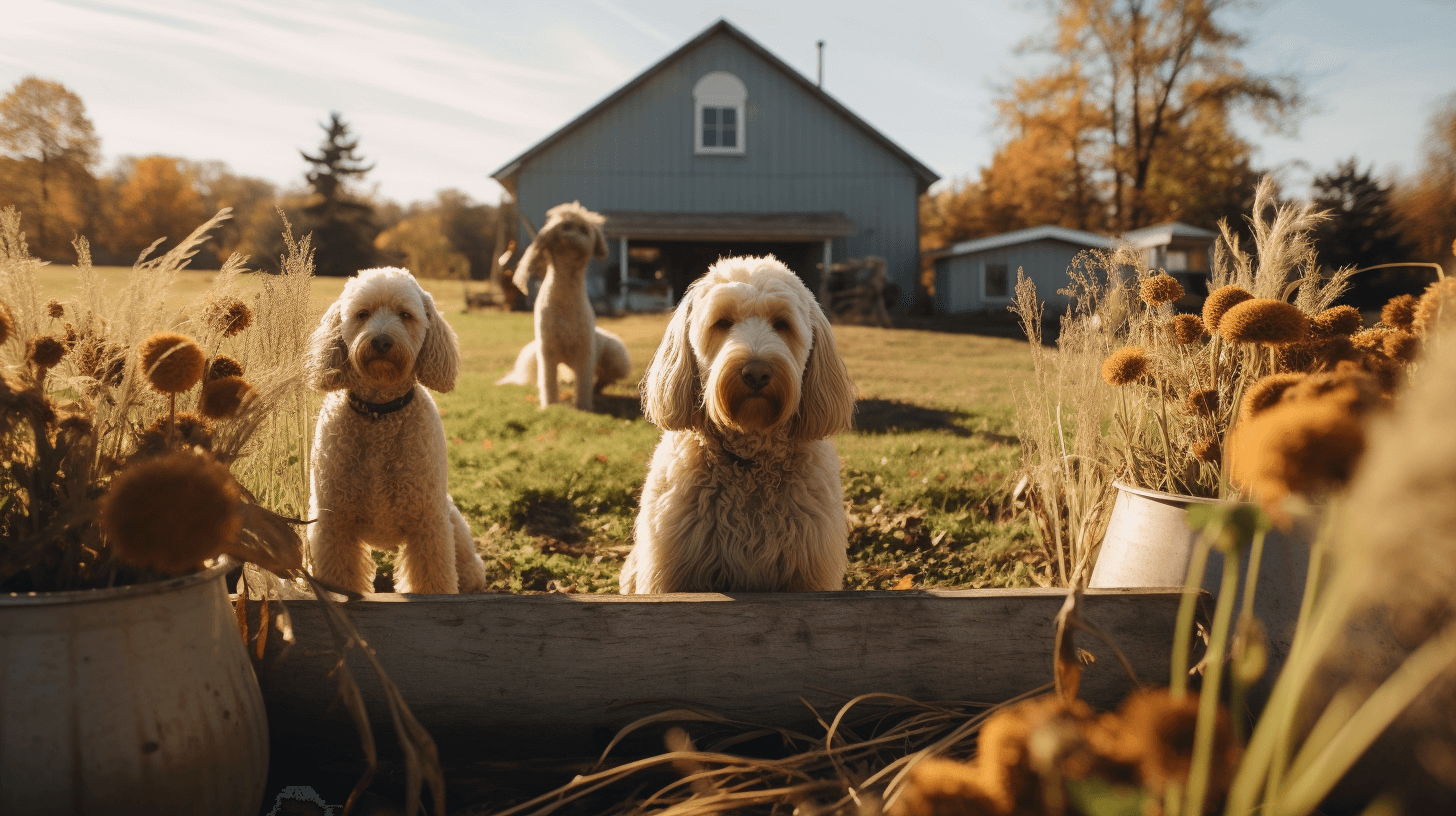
[
  {"xmin": 511, "ymin": 201, "xmax": 609, "ymax": 411},
  {"xmin": 620, "ymin": 255, "xmax": 858, "ymax": 594},
  {"xmin": 496, "ymin": 325, "xmax": 630, "ymax": 397},
  {"xmin": 305, "ymin": 267, "xmax": 489, "ymax": 595}
]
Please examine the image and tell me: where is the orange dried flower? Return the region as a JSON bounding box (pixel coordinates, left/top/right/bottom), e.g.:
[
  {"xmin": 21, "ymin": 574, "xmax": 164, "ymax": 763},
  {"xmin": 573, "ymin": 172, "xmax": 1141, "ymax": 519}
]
[
  {"xmin": 1219, "ymin": 299, "xmax": 1309, "ymax": 345},
  {"xmin": 892, "ymin": 759, "xmax": 1003, "ymax": 816},
  {"xmin": 206, "ymin": 297, "xmax": 253, "ymax": 337},
  {"xmin": 1102, "ymin": 346, "xmax": 1149, "ymax": 386},
  {"xmin": 199, "ymin": 376, "xmax": 254, "ymax": 420},
  {"xmin": 1192, "ymin": 437, "xmax": 1221, "ymax": 464},
  {"xmin": 1383, "ymin": 330, "xmax": 1419, "ymax": 364},
  {"xmin": 138, "ymin": 332, "xmax": 205, "ymax": 394},
  {"xmin": 1285, "ymin": 364, "xmax": 1387, "ymax": 414},
  {"xmin": 1115, "ymin": 690, "xmax": 1237, "ymax": 795},
  {"xmin": 1202, "ymin": 285, "xmax": 1254, "ymax": 334},
  {"xmin": 1230, "ymin": 399, "xmax": 1366, "ymax": 510},
  {"xmin": 1413, "ymin": 278, "xmax": 1456, "ymax": 336},
  {"xmin": 1241, "ymin": 373, "xmax": 1305, "ymax": 419},
  {"xmin": 1309, "ymin": 305, "xmax": 1362, "ymax": 338},
  {"xmin": 1185, "ymin": 388, "xmax": 1219, "ymax": 416},
  {"xmin": 26, "ymin": 334, "xmax": 66, "ymax": 369},
  {"xmin": 208, "ymin": 354, "xmax": 244, "ymax": 381},
  {"xmin": 1382, "ymin": 294, "xmax": 1418, "ymax": 331},
  {"xmin": 135, "ymin": 412, "xmax": 214, "ymax": 457},
  {"xmin": 100, "ymin": 451, "xmax": 241, "ymax": 575},
  {"xmin": 45, "ymin": 299, "xmax": 64, "ymax": 319},
  {"xmin": 1141, "ymin": 274, "xmax": 1185, "ymax": 306},
  {"xmin": 1172, "ymin": 314, "xmax": 1207, "ymax": 345}
]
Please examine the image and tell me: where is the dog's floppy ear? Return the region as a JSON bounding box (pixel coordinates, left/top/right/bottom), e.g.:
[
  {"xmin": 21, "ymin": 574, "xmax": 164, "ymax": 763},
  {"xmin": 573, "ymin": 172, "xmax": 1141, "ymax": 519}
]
[
  {"xmin": 305, "ymin": 301, "xmax": 348, "ymax": 392},
  {"xmin": 512, "ymin": 227, "xmax": 554, "ymax": 296},
  {"xmin": 641, "ymin": 284, "xmax": 704, "ymax": 431},
  {"xmin": 790, "ymin": 302, "xmax": 857, "ymax": 440},
  {"xmin": 591, "ymin": 222, "xmax": 609, "ymax": 261},
  {"xmin": 414, "ymin": 287, "xmax": 461, "ymax": 393}
]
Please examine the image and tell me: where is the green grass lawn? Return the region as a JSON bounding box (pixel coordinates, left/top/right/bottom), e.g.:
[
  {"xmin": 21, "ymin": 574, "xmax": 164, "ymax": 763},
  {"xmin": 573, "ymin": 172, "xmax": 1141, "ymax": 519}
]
[{"xmin": 35, "ymin": 267, "xmax": 1045, "ymax": 591}]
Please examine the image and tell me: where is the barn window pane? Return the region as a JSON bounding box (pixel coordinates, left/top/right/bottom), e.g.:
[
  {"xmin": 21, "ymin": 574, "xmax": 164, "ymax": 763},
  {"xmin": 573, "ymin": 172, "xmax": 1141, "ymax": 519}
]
[
  {"xmin": 703, "ymin": 108, "xmax": 718, "ymax": 127},
  {"xmin": 721, "ymin": 108, "xmax": 736, "ymax": 126},
  {"xmin": 985, "ymin": 263, "xmax": 1010, "ymax": 298},
  {"xmin": 721, "ymin": 126, "xmax": 736, "ymax": 147}
]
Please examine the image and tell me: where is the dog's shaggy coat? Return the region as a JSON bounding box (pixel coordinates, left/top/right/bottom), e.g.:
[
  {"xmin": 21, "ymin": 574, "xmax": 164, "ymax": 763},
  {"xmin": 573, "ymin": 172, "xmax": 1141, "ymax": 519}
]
[
  {"xmin": 305, "ymin": 267, "xmax": 489, "ymax": 595},
  {"xmin": 496, "ymin": 326, "xmax": 630, "ymax": 395},
  {"xmin": 620, "ymin": 256, "xmax": 858, "ymax": 594},
  {"xmin": 513, "ymin": 201, "xmax": 609, "ymax": 411}
]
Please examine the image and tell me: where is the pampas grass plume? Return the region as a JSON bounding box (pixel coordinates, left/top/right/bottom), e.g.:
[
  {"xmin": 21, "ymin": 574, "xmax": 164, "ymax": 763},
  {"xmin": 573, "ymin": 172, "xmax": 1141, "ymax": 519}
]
[
  {"xmin": 1102, "ymin": 346, "xmax": 1150, "ymax": 386},
  {"xmin": 100, "ymin": 451, "xmax": 241, "ymax": 575},
  {"xmin": 199, "ymin": 376, "xmax": 253, "ymax": 420},
  {"xmin": 1219, "ymin": 299, "xmax": 1309, "ymax": 345},
  {"xmin": 1383, "ymin": 295, "xmax": 1417, "ymax": 332},
  {"xmin": 1203, "ymin": 285, "xmax": 1254, "ymax": 334},
  {"xmin": 139, "ymin": 332, "xmax": 205, "ymax": 394},
  {"xmin": 1242, "ymin": 373, "xmax": 1305, "ymax": 419},
  {"xmin": 1310, "ymin": 305, "xmax": 1362, "ymax": 338},
  {"xmin": 1172, "ymin": 314, "xmax": 1207, "ymax": 345},
  {"xmin": 1141, "ymin": 274, "xmax": 1185, "ymax": 306}
]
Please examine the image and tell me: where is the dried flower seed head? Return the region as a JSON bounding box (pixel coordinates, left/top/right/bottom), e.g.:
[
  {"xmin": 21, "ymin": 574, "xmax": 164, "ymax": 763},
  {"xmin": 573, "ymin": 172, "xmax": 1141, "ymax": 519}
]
[
  {"xmin": 199, "ymin": 376, "xmax": 254, "ymax": 420},
  {"xmin": 1230, "ymin": 399, "xmax": 1366, "ymax": 511},
  {"xmin": 26, "ymin": 334, "xmax": 67, "ymax": 369},
  {"xmin": 1242, "ymin": 373, "xmax": 1306, "ymax": 419},
  {"xmin": 1413, "ymin": 278, "xmax": 1456, "ymax": 336},
  {"xmin": 1383, "ymin": 330, "xmax": 1419, "ymax": 364},
  {"xmin": 1172, "ymin": 314, "xmax": 1207, "ymax": 345},
  {"xmin": 1116, "ymin": 689, "xmax": 1236, "ymax": 795},
  {"xmin": 208, "ymin": 354, "xmax": 244, "ymax": 381},
  {"xmin": 1102, "ymin": 346, "xmax": 1150, "ymax": 386},
  {"xmin": 45, "ymin": 299, "xmax": 64, "ymax": 319},
  {"xmin": 100, "ymin": 451, "xmax": 242, "ymax": 575},
  {"xmin": 1202, "ymin": 285, "xmax": 1254, "ymax": 334},
  {"xmin": 135, "ymin": 411, "xmax": 214, "ymax": 457},
  {"xmin": 1285, "ymin": 364, "xmax": 1387, "ymax": 415},
  {"xmin": 1350, "ymin": 328, "xmax": 1390, "ymax": 355},
  {"xmin": 1310, "ymin": 305, "xmax": 1362, "ymax": 338},
  {"xmin": 1383, "ymin": 294, "xmax": 1418, "ymax": 331},
  {"xmin": 891, "ymin": 759, "xmax": 1003, "ymax": 816},
  {"xmin": 1141, "ymin": 274, "xmax": 1185, "ymax": 306},
  {"xmin": 1219, "ymin": 299, "xmax": 1310, "ymax": 345},
  {"xmin": 0, "ymin": 301, "xmax": 13, "ymax": 346},
  {"xmin": 206, "ymin": 297, "xmax": 253, "ymax": 337},
  {"xmin": 1185, "ymin": 388, "xmax": 1219, "ymax": 416},
  {"xmin": 1192, "ymin": 437, "xmax": 1221, "ymax": 464},
  {"xmin": 138, "ymin": 332, "xmax": 205, "ymax": 393}
]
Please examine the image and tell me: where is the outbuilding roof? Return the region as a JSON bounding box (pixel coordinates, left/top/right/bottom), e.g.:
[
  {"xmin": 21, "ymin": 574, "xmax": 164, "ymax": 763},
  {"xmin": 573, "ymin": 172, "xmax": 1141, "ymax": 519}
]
[
  {"xmin": 1121, "ymin": 222, "xmax": 1219, "ymax": 249},
  {"xmin": 491, "ymin": 19, "xmax": 940, "ymax": 193},
  {"xmin": 923, "ymin": 225, "xmax": 1115, "ymax": 260}
]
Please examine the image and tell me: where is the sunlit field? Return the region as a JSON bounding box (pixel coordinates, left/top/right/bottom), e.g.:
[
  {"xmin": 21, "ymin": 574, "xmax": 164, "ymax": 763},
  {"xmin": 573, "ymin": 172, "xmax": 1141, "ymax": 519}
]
[{"xmin": 38, "ymin": 266, "xmax": 1043, "ymax": 591}]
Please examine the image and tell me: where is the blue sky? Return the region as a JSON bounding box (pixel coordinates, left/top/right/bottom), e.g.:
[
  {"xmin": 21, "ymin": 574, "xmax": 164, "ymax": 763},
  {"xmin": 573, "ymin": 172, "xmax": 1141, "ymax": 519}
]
[{"xmin": 4, "ymin": 0, "xmax": 1454, "ymax": 205}]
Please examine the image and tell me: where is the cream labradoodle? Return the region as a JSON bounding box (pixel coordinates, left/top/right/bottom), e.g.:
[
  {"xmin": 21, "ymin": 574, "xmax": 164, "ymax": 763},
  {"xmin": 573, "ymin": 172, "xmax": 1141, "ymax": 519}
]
[
  {"xmin": 305, "ymin": 267, "xmax": 489, "ymax": 595},
  {"xmin": 620, "ymin": 256, "xmax": 859, "ymax": 594},
  {"xmin": 495, "ymin": 326, "xmax": 630, "ymax": 396},
  {"xmin": 512, "ymin": 201, "xmax": 609, "ymax": 411}
]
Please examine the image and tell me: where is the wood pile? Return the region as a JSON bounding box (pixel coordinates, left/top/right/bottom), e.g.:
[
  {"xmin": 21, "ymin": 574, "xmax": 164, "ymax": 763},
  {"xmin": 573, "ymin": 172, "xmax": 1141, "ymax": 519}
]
[{"xmin": 818, "ymin": 255, "xmax": 898, "ymax": 327}]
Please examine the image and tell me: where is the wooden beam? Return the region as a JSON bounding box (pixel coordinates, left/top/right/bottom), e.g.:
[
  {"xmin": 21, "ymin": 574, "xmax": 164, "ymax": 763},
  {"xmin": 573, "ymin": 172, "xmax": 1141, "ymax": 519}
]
[{"xmin": 253, "ymin": 589, "xmax": 1196, "ymax": 758}]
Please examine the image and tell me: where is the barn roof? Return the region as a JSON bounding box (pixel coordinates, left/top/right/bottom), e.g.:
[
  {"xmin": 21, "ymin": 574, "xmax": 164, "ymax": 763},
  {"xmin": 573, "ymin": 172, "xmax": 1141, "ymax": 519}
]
[
  {"xmin": 491, "ymin": 19, "xmax": 940, "ymax": 192},
  {"xmin": 924, "ymin": 225, "xmax": 1115, "ymax": 260}
]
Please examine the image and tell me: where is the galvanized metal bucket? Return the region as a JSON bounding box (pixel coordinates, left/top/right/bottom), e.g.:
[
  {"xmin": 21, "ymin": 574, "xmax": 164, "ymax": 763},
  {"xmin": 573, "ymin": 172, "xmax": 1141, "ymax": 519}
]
[
  {"xmin": 0, "ymin": 560, "xmax": 267, "ymax": 815},
  {"xmin": 1089, "ymin": 482, "xmax": 1314, "ymax": 675}
]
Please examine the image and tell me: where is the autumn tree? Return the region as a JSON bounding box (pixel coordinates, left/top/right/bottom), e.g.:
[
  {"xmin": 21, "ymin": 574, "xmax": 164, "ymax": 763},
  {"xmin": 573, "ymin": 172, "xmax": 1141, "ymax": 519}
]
[
  {"xmin": 300, "ymin": 112, "xmax": 377, "ymax": 276},
  {"xmin": 98, "ymin": 155, "xmax": 211, "ymax": 263},
  {"xmin": 0, "ymin": 76, "xmax": 101, "ymax": 259},
  {"xmin": 997, "ymin": 0, "xmax": 1300, "ymax": 232},
  {"xmin": 1394, "ymin": 93, "xmax": 1456, "ymax": 276}
]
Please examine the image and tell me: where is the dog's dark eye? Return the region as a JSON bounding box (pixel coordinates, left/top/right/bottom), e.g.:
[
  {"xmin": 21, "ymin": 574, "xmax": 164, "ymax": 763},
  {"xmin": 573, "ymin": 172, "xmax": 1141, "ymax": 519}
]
[
  {"xmin": 399, "ymin": 311, "xmax": 413, "ymax": 321},
  {"xmin": 355, "ymin": 310, "xmax": 369, "ymax": 320},
  {"xmin": 773, "ymin": 319, "xmax": 791, "ymax": 332},
  {"xmin": 714, "ymin": 318, "xmax": 733, "ymax": 331}
]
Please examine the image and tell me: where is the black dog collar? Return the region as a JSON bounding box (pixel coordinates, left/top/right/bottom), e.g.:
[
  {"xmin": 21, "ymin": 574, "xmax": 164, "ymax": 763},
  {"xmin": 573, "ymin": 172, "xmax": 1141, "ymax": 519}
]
[
  {"xmin": 719, "ymin": 445, "xmax": 760, "ymax": 470},
  {"xmin": 347, "ymin": 388, "xmax": 416, "ymax": 421}
]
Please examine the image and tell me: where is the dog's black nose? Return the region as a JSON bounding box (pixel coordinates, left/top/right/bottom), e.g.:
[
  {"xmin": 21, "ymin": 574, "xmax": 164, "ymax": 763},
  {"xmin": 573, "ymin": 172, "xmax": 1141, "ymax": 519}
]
[
  {"xmin": 741, "ymin": 360, "xmax": 772, "ymax": 391},
  {"xmin": 370, "ymin": 335, "xmax": 394, "ymax": 354}
]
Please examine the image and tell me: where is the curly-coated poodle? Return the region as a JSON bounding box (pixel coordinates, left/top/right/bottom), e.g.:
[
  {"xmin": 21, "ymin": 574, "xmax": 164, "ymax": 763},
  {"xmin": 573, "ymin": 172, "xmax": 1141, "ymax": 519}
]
[
  {"xmin": 620, "ymin": 256, "xmax": 859, "ymax": 594},
  {"xmin": 512, "ymin": 201, "xmax": 609, "ymax": 411},
  {"xmin": 495, "ymin": 325, "xmax": 630, "ymax": 396},
  {"xmin": 305, "ymin": 267, "xmax": 488, "ymax": 595}
]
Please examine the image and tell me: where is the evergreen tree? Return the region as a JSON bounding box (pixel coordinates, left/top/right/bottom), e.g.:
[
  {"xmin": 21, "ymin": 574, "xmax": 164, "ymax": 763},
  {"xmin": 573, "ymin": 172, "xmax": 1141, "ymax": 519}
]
[
  {"xmin": 1312, "ymin": 158, "xmax": 1418, "ymax": 307},
  {"xmin": 300, "ymin": 112, "xmax": 377, "ymax": 276}
]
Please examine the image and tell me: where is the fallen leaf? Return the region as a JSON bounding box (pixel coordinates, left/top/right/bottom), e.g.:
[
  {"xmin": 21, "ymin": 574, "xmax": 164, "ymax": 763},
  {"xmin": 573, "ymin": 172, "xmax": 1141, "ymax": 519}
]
[
  {"xmin": 892, "ymin": 574, "xmax": 916, "ymax": 590},
  {"xmin": 595, "ymin": 454, "xmax": 609, "ymax": 464},
  {"xmin": 453, "ymin": 437, "xmax": 464, "ymax": 444},
  {"xmin": 481, "ymin": 439, "xmax": 494, "ymax": 450}
]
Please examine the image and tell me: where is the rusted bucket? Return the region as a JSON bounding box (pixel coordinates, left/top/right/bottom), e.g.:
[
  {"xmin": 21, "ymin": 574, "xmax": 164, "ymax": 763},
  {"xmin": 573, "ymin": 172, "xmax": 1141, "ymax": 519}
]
[
  {"xmin": 1089, "ymin": 482, "xmax": 1313, "ymax": 674},
  {"xmin": 0, "ymin": 560, "xmax": 267, "ymax": 815}
]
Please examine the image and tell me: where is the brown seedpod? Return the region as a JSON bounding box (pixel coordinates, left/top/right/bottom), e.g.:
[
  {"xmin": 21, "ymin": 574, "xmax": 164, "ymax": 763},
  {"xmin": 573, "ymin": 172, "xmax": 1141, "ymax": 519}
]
[
  {"xmin": 135, "ymin": 412, "xmax": 214, "ymax": 456},
  {"xmin": 26, "ymin": 335, "xmax": 67, "ymax": 369},
  {"xmin": 1309, "ymin": 305, "xmax": 1362, "ymax": 338},
  {"xmin": 1141, "ymin": 274, "xmax": 1185, "ymax": 306},
  {"xmin": 1382, "ymin": 294, "xmax": 1417, "ymax": 331},
  {"xmin": 100, "ymin": 451, "xmax": 242, "ymax": 575},
  {"xmin": 1241, "ymin": 373, "xmax": 1306, "ymax": 419},
  {"xmin": 1192, "ymin": 437, "xmax": 1222, "ymax": 464},
  {"xmin": 1102, "ymin": 346, "xmax": 1150, "ymax": 386},
  {"xmin": 206, "ymin": 297, "xmax": 253, "ymax": 338},
  {"xmin": 199, "ymin": 376, "xmax": 254, "ymax": 420},
  {"xmin": 1172, "ymin": 314, "xmax": 1207, "ymax": 345},
  {"xmin": 1185, "ymin": 388, "xmax": 1219, "ymax": 416},
  {"xmin": 1218, "ymin": 299, "xmax": 1309, "ymax": 345},
  {"xmin": 138, "ymin": 332, "xmax": 205, "ymax": 394},
  {"xmin": 1202, "ymin": 285, "xmax": 1254, "ymax": 334},
  {"xmin": 1413, "ymin": 278, "xmax": 1456, "ymax": 336},
  {"xmin": 1383, "ymin": 330, "xmax": 1419, "ymax": 364},
  {"xmin": 45, "ymin": 299, "xmax": 64, "ymax": 319},
  {"xmin": 207, "ymin": 354, "xmax": 244, "ymax": 381}
]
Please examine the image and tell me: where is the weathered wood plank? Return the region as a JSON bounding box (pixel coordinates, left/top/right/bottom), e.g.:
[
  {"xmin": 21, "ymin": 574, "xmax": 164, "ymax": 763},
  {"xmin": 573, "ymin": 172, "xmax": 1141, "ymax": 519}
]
[{"xmin": 254, "ymin": 589, "xmax": 1194, "ymax": 758}]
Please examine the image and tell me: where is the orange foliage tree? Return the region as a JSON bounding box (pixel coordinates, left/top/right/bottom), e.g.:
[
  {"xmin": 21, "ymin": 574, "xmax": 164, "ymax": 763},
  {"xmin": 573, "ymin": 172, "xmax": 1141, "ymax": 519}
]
[
  {"xmin": 0, "ymin": 76, "xmax": 101, "ymax": 259},
  {"xmin": 1395, "ymin": 93, "xmax": 1456, "ymax": 275},
  {"xmin": 100, "ymin": 155, "xmax": 212, "ymax": 261}
]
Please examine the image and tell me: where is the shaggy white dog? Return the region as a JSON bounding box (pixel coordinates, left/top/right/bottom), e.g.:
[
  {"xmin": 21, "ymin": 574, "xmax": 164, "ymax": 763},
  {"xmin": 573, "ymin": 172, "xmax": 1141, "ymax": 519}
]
[
  {"xmin": 513, "ymin": 201, "xmax": 609, "ymax": 411},
  {"xmin": 620, "ymin": 256, "xmax": 858, "ymax": 594},
  {"xmin": 305, "ymin": 267, "xmax": 489, "ymax": 595},
  {"xmin": 495, "ymin": 326, "xmax": 630, "ymax": 396}
]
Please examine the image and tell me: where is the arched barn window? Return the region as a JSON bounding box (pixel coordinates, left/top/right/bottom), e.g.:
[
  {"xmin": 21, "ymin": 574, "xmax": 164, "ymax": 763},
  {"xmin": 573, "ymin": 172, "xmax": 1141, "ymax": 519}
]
[{"xmin": 693, "ymin": 71, "xmax": 746, "ymax": 156}]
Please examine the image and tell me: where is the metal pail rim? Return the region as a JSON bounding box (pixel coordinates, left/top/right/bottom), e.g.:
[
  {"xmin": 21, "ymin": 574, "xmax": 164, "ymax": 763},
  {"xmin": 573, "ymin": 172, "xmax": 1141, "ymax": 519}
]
[
  {"xmin": 1112, "ymin": 481, "xmax": 1224, "ymax": 507},
  {"xmin": 0, "ymin": 558, "xmax": 234, "ymax": 607}
]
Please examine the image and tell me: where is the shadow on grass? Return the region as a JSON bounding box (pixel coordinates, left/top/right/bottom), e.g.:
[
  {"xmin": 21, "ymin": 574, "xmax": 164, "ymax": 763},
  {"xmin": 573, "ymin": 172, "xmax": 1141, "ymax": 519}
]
[
  {"xmin": 852, "ymin": 398, "xmax": 1017, "ymax": 445},
  {"xmin": 587, "ymin": 393, "xmax": 643, "ymax": 420},
  {"xmin": 892, "ymin": 313, "xmax": 1057, "ymax": 346}
]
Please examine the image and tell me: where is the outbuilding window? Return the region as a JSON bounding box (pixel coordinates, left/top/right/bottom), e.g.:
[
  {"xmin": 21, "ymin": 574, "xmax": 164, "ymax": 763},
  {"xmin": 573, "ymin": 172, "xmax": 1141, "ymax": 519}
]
[
  {"xmin": 983, "ymin": 262, "xmax": 1010, "ymax": 300},
  {"xmin": 694, "ymin": 72, "xmax": 746, "ymax": 156}
]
